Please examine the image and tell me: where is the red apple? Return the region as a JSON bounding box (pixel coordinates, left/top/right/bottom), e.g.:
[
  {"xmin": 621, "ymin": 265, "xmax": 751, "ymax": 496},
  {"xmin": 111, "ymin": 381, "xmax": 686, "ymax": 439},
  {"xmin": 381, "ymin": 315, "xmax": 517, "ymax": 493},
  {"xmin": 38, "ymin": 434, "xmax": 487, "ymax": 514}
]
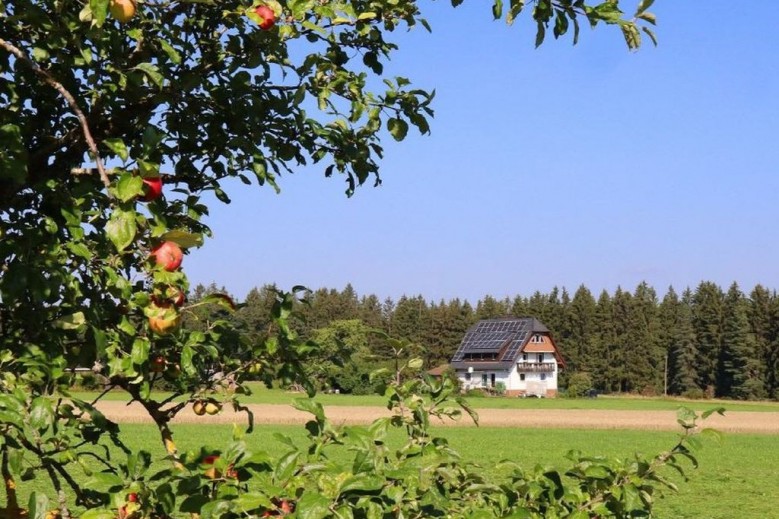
[
  {"xmin": 127, "ymin": 493, "xmax": 138, "ymax": 503},
  {"xmin": 203, "ymin": 455, "xmax": 221, "ymax": 479},
  {"xmin": 150, "ymin": 355, "xmax": 166, "ymax": 372},
  {"xmin": 140, "ymin": 176, "xmax": 163, "ymax": 202},
  {"xmin": 146, "ymin": 301, "xmax": 181, "ymax": 335},
  {"xmin": 254, "ymin": 5, "xmax": 276, "ymax": 30},
  {"xmin": 150, "ymin": 241, "xmax": 183, "ymax": 271}
]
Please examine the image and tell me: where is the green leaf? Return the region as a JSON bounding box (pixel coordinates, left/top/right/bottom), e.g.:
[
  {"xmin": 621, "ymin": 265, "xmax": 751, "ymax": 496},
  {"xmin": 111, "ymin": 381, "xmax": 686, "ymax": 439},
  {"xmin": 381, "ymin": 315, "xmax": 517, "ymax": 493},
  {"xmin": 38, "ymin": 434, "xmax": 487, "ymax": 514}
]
[
  {"xmin": 492, "ymin": 0, "xmax": 502, "ymax": 20},
  {"xmin": 115, "ymin": 172, "xmax": 143, "ymax": 202},
  {"xmin": 103, "ymin": 138, "xmax": 129, "ymax": 161},
  {"xmin": 293, "ymin": 398, "xmax": 325, "ymax": 422},
  {"xmin": 0, "ymin": 124, "xmax": 28, "ymax": 184},
  {"xmin": 234, "ymin": 493, "xmax": 274, "ymax": 513},
  {"xmin": 701, "ymin": 407, "xmax": 726, "ymax": 419},
  {"xmin": 407, "ymin": 358, "xmax": 424, "ymax": 370},
  {"xmin": 53, "ymin": 312, "xmax": 86, "ymax": 330},
  {"xmin": 28, "ymin": 492, "xmax": 49, "ymax": 519},
  {"xmin": 130, "ymin": 338, "xmax": 150, "ymax": 366},
  {"xmin": 84, "ymin": 472, "xmax": 125, "ymax": 492},
  {"xmin": 133, "ymin": 63, "xmax": 164, "ymax": 88},
  {"xmin": 636, "ymin": 0, "xmax": 655, "ymax": 15},
  {"xmin": 181, "ymin": 345, "xmax": 196, "ymax": 376},
  {"xmin": 66, "ymin": 242, "xmax": 93, "ymax": 260},
  {"xmin": 80, "ymin": 510, "xmax": 116, "ymax": 519},
  {"xmin": 106, "ymin": 207, "xmax": 137, "ymax": 251},
  {"xmin": 198, "ymin": 293, "xmax": 236, "ymax": 311},
  {"xmin": 160, "ymin": 40, "xmax": 182, "ymax": 64},
  {"xmin": 29, "ymin": 397, "xmax": 54, "ymax": 431},
  {"xmin": 296, "ymin": 492, "xmax": 331, "ymax": 519},
  {"xmin": 89, "ymin": 0, "xmax": 108, "ymax": 27},
  {"xmin": 159, "ymin": 230, "xmax": 204, "ymax": 248},
  {"xmin": 387, "ymin": 118, "xmax": 408, "ymax": 141}
]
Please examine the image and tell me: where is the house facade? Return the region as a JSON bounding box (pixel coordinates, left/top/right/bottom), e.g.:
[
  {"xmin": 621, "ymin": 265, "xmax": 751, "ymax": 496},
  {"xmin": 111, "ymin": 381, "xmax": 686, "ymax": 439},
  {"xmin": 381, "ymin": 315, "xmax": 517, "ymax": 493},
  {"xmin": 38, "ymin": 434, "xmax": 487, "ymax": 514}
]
[{"xmin": 450, "ymin": 317, "xmax": 565, "ymax": 397}]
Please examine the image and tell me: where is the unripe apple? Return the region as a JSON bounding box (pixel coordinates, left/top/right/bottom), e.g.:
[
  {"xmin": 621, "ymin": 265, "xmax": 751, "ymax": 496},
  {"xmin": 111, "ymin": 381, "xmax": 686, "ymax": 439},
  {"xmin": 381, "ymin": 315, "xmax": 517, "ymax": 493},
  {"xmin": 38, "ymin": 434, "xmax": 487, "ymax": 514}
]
[
  {"xmin": 205, "ymin": 401, "xmax": 221, "ymax": 415},
  {"xmin": 110, "ymin": 0, "xmax": 136, "ymax": 23},
  {"xmin": 254, "ymin": 5, "xmax": 276, "ymax": 30},
  {"xmin": 193, "ymin": 400, "xmax": 207, "ymax": 416},
  {"xmin": 150, "ymin": 241, "xmax": 183, "ymax": 271},
  {"xmin": 140, "ymin": 176, "xmax": 163, "ymax": 202}
]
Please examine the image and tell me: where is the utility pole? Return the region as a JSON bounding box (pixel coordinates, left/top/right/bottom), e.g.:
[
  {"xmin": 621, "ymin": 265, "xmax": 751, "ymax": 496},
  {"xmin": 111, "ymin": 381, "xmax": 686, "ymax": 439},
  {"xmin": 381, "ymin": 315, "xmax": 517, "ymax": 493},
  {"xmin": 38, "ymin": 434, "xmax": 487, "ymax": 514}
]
[{"xmin": 663, "ymin": 352, "xmax": 668, "ymax": 396}]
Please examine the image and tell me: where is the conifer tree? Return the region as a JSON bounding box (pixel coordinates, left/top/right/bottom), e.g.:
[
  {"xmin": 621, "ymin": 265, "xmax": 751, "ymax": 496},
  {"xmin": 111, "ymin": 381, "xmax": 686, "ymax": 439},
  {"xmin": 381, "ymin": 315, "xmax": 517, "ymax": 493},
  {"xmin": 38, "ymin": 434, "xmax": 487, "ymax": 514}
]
[
  {"xmin": 567, "ymin": 285, "xmax": 598, "ymax": 374},
  {"xmin": 749, "ymin": 285, "xmax": 776, "ymax": 397},
  {"xmin": 692, "ymin": 281, "xmax": 725, "ymax": 395},
  {"xmin": 660, "ymin": 287, "xmax": 699, "ymax": 395},
  {"xmin": 722, "ymin": 283, "xmax": 765, "ymax": 399},
  {"xmin": 475, "ymin": 294, "xmax": 509, "ymax": 319},
  {"xmin": 592, "ymin": 289, "xmax": 615, "ymax": 391}
]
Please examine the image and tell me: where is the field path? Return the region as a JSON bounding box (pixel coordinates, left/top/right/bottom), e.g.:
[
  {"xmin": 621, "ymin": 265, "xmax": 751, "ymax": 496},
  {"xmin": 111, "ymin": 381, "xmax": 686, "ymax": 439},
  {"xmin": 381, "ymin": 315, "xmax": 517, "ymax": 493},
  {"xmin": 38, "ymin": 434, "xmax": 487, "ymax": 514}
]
[{"xmin": 94, "ymin": 401, "xmax": 779, "ymax": 433}]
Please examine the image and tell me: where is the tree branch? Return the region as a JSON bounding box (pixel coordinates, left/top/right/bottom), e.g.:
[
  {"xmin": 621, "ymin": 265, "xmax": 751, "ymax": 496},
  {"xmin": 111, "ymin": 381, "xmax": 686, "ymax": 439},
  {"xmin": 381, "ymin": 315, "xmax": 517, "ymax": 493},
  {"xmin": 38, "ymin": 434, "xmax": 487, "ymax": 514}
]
[{"xmin": 0, "ymin": 37, "xmax": 111, "ymax": 190}]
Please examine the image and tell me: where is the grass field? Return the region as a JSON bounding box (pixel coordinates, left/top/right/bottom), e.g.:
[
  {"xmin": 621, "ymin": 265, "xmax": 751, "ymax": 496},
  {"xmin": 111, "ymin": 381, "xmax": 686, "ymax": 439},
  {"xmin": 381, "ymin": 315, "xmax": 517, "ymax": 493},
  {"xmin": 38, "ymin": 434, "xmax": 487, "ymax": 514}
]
[
  {"xmin": 75, "ymin": 382, "xmax": 779, "ymax": 413},
  {"xmin": 14, "ymin": 422, "xmax": 779, "ymax": 518}
]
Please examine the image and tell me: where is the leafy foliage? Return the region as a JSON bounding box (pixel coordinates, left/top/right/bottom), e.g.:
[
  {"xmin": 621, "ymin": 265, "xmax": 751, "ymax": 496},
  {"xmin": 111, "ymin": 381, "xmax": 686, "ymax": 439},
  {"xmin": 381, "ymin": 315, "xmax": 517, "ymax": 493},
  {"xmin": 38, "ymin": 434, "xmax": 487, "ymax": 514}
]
[{"xmin": 0, "ymin": 0, "xmax": 686, "ymax": 516}]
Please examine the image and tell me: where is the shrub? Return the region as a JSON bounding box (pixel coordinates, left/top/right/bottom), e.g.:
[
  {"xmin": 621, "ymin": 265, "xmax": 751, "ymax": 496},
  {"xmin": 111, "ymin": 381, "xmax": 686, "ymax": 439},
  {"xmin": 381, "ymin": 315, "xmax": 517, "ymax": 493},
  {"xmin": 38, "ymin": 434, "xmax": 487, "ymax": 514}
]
[{"xmin": 566, "ymin": 372, "xmax": 594, "ymax": 398}]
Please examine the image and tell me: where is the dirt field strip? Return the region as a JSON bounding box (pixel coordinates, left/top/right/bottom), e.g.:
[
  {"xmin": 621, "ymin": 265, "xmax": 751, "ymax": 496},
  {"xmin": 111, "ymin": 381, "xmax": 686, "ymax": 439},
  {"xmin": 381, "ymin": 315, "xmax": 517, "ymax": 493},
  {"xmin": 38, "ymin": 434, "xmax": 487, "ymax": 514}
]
[{"xmin": 94, "ymin": 401, "xmax": 779, "ymax": 433}]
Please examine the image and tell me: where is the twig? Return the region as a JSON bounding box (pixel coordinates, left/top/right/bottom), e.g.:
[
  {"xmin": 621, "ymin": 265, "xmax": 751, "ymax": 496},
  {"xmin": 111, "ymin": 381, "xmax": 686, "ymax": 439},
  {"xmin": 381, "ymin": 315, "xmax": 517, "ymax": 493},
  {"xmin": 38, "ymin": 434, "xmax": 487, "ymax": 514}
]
[{"xmin": 0, "ymin": 37, "xmax": 111, "ymax": 189}]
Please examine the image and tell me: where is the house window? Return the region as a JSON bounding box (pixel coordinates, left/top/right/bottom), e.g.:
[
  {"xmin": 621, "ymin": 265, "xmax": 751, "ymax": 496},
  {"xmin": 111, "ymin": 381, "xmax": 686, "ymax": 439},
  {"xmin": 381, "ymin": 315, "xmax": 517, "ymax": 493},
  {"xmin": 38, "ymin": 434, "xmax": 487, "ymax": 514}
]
[
  {"xmin": 490, "ymin": 373, "xmax": 496, "ymax": 388},
  {"xmin": 519, "ymin": 373, "xmax": 525, "ymax": 381},
  {"xmin": 540, "ymin": 373, "xmax": 546, "ymax": 381},
  {"xmin": 530, "ymin": 334, "xmax": 543, "ymax": 343},
  {"xmin": 482, "ymin": 374, "xmax": 488, "ymax": 386},
  {"xmin": 465, "ymin": 372, "xmax": 471, "ymax": 381},
  {"xmin": 522, "ymin": 353, "xmax": 528, "ymax": 361},
  {"xmin": 537, "ymin": 353, "xmax": 544, "ymax": 363}
]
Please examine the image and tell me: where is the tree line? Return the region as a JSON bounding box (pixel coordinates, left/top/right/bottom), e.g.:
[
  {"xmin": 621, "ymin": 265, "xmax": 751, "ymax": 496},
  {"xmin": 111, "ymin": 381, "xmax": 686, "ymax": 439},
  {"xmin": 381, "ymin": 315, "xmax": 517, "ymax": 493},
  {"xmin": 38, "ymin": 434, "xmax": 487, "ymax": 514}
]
[{"xmin": 189, "ymin": 281, "xmax": 779, "ymax": 400}]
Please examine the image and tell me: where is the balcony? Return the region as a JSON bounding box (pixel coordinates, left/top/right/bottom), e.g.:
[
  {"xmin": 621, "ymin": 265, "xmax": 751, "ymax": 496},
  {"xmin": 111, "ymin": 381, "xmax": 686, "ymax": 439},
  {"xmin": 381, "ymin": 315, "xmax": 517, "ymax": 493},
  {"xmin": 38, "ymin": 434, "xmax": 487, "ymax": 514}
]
[{"xmin": 516, "ymin": 362, "xmax": 555, "ymax": 373}]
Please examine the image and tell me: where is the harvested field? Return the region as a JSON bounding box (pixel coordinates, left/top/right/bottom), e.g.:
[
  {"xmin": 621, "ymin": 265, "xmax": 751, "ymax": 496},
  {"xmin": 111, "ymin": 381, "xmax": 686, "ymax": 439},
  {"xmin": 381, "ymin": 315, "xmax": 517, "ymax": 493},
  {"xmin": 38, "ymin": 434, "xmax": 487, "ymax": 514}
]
[{"xmin": 95, "ymin": 401, "xmax": 779, "ymax": 433}]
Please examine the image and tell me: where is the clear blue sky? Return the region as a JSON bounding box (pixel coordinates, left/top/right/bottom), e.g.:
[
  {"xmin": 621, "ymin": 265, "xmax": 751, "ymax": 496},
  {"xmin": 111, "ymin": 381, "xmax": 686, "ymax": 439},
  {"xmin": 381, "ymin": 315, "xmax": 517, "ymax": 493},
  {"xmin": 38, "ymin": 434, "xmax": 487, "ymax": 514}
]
[{"xmin": 185, "ymin": 1, "xmax": 779, "ymax": 303}]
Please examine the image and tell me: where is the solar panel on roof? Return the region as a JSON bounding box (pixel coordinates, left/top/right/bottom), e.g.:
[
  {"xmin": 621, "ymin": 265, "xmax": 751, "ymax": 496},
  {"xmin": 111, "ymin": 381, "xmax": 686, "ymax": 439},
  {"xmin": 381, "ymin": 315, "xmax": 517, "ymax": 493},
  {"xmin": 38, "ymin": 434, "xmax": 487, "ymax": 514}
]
[{"xmin": 451, "ymin": 318, "xmax": 536, "ymax": 362}]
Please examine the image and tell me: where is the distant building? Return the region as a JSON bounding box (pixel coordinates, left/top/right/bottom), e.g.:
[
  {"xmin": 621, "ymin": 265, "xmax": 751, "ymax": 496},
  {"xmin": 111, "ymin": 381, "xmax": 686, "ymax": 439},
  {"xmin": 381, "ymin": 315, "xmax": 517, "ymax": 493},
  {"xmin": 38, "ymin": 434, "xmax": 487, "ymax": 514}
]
[{"xmin": 450, "ymin": 317, "xmax": 565, "ymax": 397}]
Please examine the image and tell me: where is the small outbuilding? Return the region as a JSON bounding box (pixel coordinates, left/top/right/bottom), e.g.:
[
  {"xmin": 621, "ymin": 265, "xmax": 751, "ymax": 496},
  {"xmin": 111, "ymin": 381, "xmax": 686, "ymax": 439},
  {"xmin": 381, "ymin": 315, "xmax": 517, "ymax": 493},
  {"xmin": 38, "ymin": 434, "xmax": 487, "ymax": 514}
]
[{"xmin": 450, "ymin": 317, "xmax": 565, "ymax": 397}]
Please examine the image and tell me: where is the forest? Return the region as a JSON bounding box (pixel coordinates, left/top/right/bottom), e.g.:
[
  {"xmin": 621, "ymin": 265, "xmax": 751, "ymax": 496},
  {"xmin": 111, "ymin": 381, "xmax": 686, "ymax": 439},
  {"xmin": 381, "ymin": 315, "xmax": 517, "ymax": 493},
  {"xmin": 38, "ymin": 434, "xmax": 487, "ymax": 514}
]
[{"xmin": 189, "ymin": 280, "xmax": 779, "ymax": 401}]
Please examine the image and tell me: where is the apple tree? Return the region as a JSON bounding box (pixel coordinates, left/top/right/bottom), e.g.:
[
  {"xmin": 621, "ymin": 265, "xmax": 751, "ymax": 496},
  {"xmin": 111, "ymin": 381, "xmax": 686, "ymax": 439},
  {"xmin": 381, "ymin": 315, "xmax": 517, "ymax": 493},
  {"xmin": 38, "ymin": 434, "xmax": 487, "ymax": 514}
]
[{"xmin": 0, "ymin": 0, "xmax": 716, "ymax": 517}]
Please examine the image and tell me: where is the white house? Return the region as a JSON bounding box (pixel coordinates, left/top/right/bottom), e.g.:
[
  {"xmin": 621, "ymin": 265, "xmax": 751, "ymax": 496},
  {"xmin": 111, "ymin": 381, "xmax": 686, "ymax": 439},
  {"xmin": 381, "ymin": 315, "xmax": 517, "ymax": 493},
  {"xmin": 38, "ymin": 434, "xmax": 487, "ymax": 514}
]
[{"xmin": 450, "ymin": 317, "xmax": 565, "ymax": 397}]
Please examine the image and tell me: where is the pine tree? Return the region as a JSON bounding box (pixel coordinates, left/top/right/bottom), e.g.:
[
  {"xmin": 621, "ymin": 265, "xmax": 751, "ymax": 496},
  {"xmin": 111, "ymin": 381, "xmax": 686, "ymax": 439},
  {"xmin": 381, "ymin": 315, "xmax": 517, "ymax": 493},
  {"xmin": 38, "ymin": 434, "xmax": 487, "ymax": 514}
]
[
  {"xmin": 627, "ymin": 282, "xmax": 663, "ymax": 394},
  {"xmin": 660, "ymin": 287, "xmax": 699, "ymax": 395},
  {"xmin": 692, "ymin": 281, "xmax": 724, "ymax": 395},
  {"xmin": 566, "ymin": 285, "xmax": 597, "ymax": 374},
  {"xmin": 475, "ymin": 294, "xmax": 509, "ymax": 319},
  {"xmin": 591, "ymin": 289, "xmax": 615, "ymax": 391},
  {"xmin": 748, "ymin": 285, "xmax": 775, "ymax": 397},
  {"xmin": 722, "ymin": 283, "xmax": 765, "ymax": 399},
  {"xmin": 511, "ymin": 295, "xmax": 529, "ymax": 317}
]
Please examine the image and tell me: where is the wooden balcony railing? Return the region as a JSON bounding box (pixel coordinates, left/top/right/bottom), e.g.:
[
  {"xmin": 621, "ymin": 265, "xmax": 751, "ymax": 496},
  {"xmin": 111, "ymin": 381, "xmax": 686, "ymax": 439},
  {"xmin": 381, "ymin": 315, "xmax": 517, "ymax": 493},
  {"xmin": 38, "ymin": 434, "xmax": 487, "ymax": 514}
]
[{"xmin": 516, "ymin": 362, "xmax": 556, "ymax": 373}]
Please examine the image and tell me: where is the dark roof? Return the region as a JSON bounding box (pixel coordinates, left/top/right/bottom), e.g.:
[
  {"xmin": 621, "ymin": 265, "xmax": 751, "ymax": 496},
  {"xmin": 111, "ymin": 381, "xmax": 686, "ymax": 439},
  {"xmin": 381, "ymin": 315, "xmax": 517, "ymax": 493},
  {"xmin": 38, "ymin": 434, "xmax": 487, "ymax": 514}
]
[{"xmin": 450, "ymin": 317, "xmax": 552, "ymax": 370}]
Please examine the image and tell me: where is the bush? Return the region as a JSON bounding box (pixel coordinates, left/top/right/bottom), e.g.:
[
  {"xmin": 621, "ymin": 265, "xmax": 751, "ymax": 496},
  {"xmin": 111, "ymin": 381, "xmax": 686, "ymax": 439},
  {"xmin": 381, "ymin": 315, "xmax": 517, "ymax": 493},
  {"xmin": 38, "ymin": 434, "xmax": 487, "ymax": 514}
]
[
  {"xmin": 566, "ymin": 372, "xmax": 594, "ymax": 398},
  {"xmin": 682, "ymin": 387, "xmax": 709, "ymax": 400}
]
